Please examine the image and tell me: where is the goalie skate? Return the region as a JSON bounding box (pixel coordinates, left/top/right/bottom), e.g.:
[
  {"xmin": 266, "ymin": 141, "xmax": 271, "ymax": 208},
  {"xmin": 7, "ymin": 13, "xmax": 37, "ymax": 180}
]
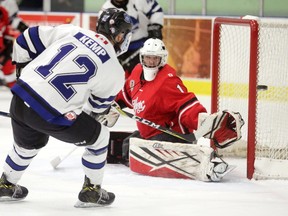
[
  {"xmin": 209, "ymin": 163, "xmax": 237, "ymax": 182},
  {"xmin": 0, "ymin": 173, "xmax": 28, "ymax": 202},
  {"xmin": 74, "ymin": 176, "xmax": 115, "ymax": 208}
]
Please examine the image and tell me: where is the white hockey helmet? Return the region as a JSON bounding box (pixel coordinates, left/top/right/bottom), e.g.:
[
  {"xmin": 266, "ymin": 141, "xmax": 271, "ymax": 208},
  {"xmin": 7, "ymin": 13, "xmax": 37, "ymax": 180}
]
[{"xmin": 140, "ymin": 38, "xmax": 168, "ymax": 81}]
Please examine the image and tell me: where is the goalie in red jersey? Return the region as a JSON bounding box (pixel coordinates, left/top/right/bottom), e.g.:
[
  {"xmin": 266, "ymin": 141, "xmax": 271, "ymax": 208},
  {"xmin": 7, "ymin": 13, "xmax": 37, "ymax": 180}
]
[
  {"xmin": 116, "ymin": 38, "xmax": 207, "ymax": 142},
  {"xmin": 109, "ymin": 38, "xmax": 244, "ymax": 181},
  {"xmin": 0, "ymin": 6, "xmax": 12, "ymax": 87},
  {"xmin": 0, "ymin": 4, "xmax": 24, "ymax": 88}
]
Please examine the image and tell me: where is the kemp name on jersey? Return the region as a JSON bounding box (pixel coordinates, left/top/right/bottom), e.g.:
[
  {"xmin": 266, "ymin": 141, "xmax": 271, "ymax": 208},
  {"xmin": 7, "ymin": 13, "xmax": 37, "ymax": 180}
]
[{"xmin": 74, "ymin": 32, "xmax": 110, "ymax": 63}]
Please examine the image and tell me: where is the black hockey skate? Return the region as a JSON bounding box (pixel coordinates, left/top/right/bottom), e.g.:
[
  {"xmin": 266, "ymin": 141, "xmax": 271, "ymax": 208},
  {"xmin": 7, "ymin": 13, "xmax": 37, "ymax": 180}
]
[
  {"xmin": 74, "ymin": 176, "xmax": 115, "ymax": 208},
  {"xmin": 0, "ymin": 173, "xmax": 28, "ymax": 201}
]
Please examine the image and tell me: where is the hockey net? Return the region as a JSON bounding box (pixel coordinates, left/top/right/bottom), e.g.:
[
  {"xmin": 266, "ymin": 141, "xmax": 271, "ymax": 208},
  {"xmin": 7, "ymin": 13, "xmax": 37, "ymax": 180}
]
[{"xmin": 211, "ymin": 16, "xmax": 288, "ymax": 180}]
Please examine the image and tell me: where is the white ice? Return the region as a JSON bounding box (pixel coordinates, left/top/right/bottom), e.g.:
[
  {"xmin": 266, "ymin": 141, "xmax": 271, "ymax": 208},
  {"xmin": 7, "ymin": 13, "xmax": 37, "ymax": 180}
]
[{"xmin": 0, "ymin": 87, "xmax": 287, "ymax": 216}]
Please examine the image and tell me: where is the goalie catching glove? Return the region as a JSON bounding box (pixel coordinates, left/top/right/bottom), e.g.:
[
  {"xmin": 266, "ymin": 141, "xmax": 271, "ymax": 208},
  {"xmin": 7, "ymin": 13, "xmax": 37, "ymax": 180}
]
[{"xmin": 195, "ymin": 110, "xmax": 244, "ymax": 149}]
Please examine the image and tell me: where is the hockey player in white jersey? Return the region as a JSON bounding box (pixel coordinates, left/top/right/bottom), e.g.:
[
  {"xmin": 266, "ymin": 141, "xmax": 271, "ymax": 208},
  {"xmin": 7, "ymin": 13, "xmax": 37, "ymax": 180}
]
[
  {"xmin": 100, "ymin": 0, "xmax": 164, "ymax": 77},
  {"xmin": 0, "ymin": 8, "xmax": 132, "ymax": 208}
]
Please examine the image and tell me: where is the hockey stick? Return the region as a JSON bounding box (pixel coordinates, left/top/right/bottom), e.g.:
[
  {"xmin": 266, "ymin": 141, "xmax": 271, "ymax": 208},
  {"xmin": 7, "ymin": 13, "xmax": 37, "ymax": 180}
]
[
  {"xmin": 111, "ymin": 102, "xmax": 201, "ymax": 143},
  {"xmin": 0, "ymin": 111, "xmax": 10, "ymax": 118},
  {"xmin": 50, "ymin": 146, "xmax": 78, "ymax": 169}
]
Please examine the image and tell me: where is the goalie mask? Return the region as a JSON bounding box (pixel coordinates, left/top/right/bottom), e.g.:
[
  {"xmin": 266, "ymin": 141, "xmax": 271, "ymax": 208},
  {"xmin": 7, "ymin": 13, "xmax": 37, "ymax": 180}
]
[
  {"xmin": 96, "ymin": 8, "xmax": 132, "ymax": 56},
  {"xmin": 140, "ymin": 38, "xmax": 168, "ymax": 81}
]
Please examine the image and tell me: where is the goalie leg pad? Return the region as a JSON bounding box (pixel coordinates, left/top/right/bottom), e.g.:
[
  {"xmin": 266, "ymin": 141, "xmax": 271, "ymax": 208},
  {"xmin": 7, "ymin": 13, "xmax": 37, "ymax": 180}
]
[{"xmin": 129, "ymin": 138, "xmax": 223, "ymax": 181}]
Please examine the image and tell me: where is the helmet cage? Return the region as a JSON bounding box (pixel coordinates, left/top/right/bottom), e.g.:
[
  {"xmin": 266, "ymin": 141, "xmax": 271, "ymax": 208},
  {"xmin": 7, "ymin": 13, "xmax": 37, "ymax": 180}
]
[
  {"xmin": 139, "ymin": 38, "xmax": 168, "ymax": 81},
  {"xmin": 140, "ymin": 38, "xmax": 168, "ymax": 69}
]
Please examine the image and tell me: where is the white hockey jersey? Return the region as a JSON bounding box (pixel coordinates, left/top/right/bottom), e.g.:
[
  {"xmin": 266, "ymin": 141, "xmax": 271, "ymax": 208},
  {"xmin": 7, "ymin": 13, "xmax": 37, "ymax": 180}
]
[
  {"xmin": 12, "ymin": 24, "xmax": 125, "ymax": 126},
  {"xmin": 100, "ymin": 0, "xmax": 163, "ymax": 50}
]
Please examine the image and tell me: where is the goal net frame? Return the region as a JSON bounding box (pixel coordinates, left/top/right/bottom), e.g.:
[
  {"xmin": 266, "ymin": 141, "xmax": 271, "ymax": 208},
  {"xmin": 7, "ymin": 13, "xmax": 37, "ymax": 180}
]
[{"xmin": 211, "ymin": 17, "xmax": 288, "ymax": 180}]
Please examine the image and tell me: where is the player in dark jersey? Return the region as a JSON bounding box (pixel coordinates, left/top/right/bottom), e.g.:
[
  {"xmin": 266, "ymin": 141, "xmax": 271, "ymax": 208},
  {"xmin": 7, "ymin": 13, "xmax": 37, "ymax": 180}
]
[{"xmin": 100, "ymin": 0, "xmax": 164, "ymax": 78}]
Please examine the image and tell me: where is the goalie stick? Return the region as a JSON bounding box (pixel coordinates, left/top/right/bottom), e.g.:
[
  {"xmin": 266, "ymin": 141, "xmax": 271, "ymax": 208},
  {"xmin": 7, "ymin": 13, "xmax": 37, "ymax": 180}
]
[
  {"xmin": 111, "ymin": 102, "xmax": 243, "ymax": 148},
  {"xmin": 0, "ymin": 107, "xmax": 210, "ymax": 143},
  {"xmin": 111, "ymin": 102, "xmax": 198, "ymax": 143},
  {"xmin": 0, "ymin": 107, "xmax": 200, "ymax": 143}
]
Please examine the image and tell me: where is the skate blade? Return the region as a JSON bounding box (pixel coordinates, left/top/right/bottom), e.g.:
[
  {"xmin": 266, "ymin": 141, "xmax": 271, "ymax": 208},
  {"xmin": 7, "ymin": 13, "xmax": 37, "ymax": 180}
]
[
  {"xmin": 74, "ymin": 199, "xmax": 115, "ymax": 208},
  {"xmin": 0, "ymin": 196, "xmax": 25, "ymax": 202},
  {"xmin": 74, "ymin": 200, "xmax": 103, "ymax": 208}
]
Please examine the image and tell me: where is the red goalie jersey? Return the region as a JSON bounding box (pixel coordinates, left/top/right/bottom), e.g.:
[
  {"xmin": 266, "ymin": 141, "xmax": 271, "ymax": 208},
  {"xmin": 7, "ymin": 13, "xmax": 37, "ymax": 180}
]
[
  {"xmin": 116, "ymin": 63, "xmax": 207, "ymax": 139},
  {"xmin": 0, "ymin": 6, "xmax": 20, "ymax": 88},
  {"xmin": 0, "ymin": 6, "xmax": 9, "ymax": 51}
]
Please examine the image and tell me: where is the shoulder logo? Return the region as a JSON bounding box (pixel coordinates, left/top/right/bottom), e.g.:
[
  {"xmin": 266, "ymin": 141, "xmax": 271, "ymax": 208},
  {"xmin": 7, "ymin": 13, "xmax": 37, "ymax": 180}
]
[{"xmin": 129, "ymin": 80, "xmax": 135, "ymax": 91}]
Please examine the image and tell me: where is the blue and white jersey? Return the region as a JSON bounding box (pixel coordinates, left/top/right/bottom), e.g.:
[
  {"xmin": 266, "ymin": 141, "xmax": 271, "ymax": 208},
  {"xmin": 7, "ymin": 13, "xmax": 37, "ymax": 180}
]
[
  {"xmin": 100, "ymin": 0, "xmax": 164, "ymax": 50},
  {"xmin": 12, "ymin": 24, "xmax": 125, "ymax": 126}
]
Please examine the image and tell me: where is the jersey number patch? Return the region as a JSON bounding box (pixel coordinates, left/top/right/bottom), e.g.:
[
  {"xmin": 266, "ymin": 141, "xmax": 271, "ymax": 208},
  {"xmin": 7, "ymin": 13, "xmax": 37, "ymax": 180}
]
[{"xmin": 35, "ymin": 43, "xmax": 97, "ymax": 101}]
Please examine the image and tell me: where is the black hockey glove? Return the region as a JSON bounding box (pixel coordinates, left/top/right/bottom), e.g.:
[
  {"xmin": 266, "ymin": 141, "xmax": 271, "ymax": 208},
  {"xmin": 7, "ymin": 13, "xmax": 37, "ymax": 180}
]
[
  {"xmin": 17, "ymin": 21, "xmax": 28, "ymax": 33},
  {"xmin": 13, "ymin": 62, "xmax": 30, "ymax": 80},
  {"xmin": 147, "ymin": 24, "xmax": 163, "ymax": 39}
]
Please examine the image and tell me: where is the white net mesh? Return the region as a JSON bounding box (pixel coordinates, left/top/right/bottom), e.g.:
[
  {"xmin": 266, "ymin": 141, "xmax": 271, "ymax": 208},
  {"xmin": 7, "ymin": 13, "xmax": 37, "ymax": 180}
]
[
  {"xmin": 214, "ymin": 18, "xmax": 288, "ymax": 179},
  {"xmin": 216, "ymin": 24, "xmax": 250, "ymax": 158}
]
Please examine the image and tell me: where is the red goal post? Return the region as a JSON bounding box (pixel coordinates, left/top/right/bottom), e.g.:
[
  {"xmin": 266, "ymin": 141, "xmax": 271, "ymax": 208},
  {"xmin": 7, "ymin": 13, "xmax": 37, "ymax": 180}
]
[{"xmin": 211, "ymin": 16, "xmax": 288, "ymax": 180}]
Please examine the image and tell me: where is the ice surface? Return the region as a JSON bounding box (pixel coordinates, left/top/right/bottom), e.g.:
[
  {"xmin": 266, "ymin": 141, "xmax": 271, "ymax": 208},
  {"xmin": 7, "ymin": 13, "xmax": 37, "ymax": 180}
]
[{"xmin": 0, "ymin": 87, "xmax": 287, "ymax": 216}]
